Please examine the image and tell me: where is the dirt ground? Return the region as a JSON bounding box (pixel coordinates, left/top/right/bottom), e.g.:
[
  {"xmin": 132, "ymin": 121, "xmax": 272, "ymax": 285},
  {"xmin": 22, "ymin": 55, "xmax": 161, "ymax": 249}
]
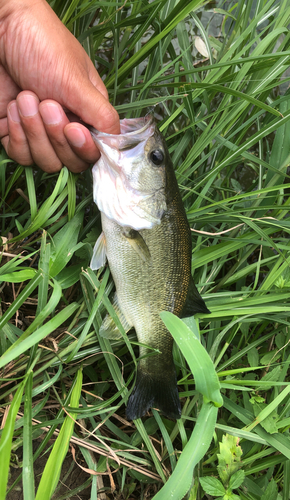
[{"xmin": 7, "ymin": 440, "xmax": 92, "ymax": 500}]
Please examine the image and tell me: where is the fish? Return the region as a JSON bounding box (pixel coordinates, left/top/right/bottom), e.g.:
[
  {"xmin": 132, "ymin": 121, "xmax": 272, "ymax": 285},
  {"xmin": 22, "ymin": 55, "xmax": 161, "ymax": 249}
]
[{"xmin": 90, "ymin": 115, "xmax": 210, "ymax": 420}]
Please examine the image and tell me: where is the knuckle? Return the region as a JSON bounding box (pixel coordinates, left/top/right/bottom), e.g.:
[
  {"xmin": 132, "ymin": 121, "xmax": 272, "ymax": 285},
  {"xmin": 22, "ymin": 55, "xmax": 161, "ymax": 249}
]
[
  {"xmin": 0, "ymin": 118, "xmax": 8, "ymax": 138},
  {"xmin": 68, "ymin": 160, "xmax": 90, "ymax": 173},
  {"xmin": 9, "ymin": 149, "xmax": 33, "ymax": 166},
  {"xmin": 50, "ymin": 135, "xmax": 67, "ymax": 148},
  {"xmin": 100, "ymin": 104, "xmax": 120, "ymax": 134},
  {"xmin": 33, "ymin": 151, "xmax": 63, "ymax": 172},
  {"xmin": 1, "ymin": 136, "xmax": 33, "ymax": 165},
  {"xmin": 39, "ymin": 163, "xmax": 63, "ymax": 173}
]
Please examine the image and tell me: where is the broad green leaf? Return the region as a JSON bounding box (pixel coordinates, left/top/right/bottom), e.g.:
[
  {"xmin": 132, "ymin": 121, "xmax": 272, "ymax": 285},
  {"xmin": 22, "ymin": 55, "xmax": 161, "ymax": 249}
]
[
  {"xmin": 229, "ymin": 469, "xmax": 245, "ymax": 490},
  {"xmin": 152, "ymin": 403, "xmax": 218, "ymax": 500},
  {"xmin": 250, "ymin": 401, "xmax": 279, "ymax": 434},
  {"xmin": 55, "ymin": 263, "xmax": 83, "ymax": 289},
  {"xmin": 261, "ymin": 479, "xmax": 278, "ymax": 500},
  {"xmin": 49, "ymin": 210, "xmax": 84, "ymax": 276},
  {"xmin": 160, "ymin": 312, "xmax": 223, "ymax": 407},
  {"xmin": 0, "ymin": 269, "xmax": 37, "ymax": 282},
  {"xmin": 247, "ymin": 347, "xmax": 260, "ymax": 368},
  {"xmin": 199, "ymin": 476, "xmax": 226, "ymax": 496}
]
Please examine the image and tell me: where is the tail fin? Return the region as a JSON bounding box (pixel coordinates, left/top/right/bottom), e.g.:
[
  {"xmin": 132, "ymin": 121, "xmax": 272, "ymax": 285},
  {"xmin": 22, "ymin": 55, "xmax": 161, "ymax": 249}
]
[{"xmin": 126, "ymin": 365, "xmax": 181, "ymax": 420}]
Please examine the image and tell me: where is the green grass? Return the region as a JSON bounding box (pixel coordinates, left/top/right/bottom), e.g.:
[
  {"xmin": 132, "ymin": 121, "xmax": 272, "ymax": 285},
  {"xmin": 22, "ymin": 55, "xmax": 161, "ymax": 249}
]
[{"xmin": 1, "ymin": 0, "xmax": 290, "ymax": 498}]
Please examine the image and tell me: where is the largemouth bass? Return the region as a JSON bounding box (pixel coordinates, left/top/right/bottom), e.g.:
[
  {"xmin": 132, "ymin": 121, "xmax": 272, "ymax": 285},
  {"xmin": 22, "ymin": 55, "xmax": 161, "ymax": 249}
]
[{"xmin": 90, "ymin": 116, "xmax": 210, "ymax": 420}]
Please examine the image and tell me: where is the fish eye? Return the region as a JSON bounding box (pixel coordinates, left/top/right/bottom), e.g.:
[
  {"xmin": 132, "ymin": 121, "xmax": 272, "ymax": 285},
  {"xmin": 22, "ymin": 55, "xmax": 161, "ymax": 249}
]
[{"xmin": 150, "ymin": 149, "xmax": 164, "ymax": 166}]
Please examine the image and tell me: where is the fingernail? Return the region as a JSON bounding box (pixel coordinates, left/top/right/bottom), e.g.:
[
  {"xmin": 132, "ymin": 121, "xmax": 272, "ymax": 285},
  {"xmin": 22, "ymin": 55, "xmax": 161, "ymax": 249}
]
[
  {"xmin": 8, "ymin": 102, "xmax": 21, "ymax": 123},
  {"xmin": 40, "ymin": 103, "xmax": 63, "ymax": 125},
  {"xmin": 67, "ymin": 127, "xmax": 86, "ymax": 148},
  {"xmin": 18, "ymin": 94, "xmax": 39, "ymax": 117}
]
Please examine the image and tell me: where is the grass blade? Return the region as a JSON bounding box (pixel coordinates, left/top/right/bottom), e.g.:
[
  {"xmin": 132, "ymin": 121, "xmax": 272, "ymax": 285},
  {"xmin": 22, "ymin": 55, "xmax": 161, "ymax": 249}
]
[
  {"xmin": 23, "ymin": 371, "xmax": 35, "ymax": 500},
  {"xmin": 0, "ymin": 301, "xmax": 79, "ymax": 368},
  {"xmin": 35, "ymin": 368, "xmax": 83, "ymax": 500},
  {"xmin": 0, "ymin": 379, "xmax": 26, "ymax": 500}
]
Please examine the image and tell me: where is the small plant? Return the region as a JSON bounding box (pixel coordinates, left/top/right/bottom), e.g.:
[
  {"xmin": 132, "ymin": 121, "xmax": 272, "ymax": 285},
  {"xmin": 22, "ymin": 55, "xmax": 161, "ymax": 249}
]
[{"xmin": 200, "ymin": 434, "xmax": 244, "ymax": 499}]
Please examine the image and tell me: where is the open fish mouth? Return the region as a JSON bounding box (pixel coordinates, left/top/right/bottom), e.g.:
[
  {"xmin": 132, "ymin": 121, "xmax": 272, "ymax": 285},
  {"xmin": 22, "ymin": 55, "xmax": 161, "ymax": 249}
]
[
  {"xmin": 90, "ymin": 114, "xmax": 154, "ymax": 152},
  {"xmin": 90, "ymin": 115, "xmax": 167, "ymax": 230},
  {"xmin": 90, "ymin": 114, "xmax": 153, "ymax": 140}
]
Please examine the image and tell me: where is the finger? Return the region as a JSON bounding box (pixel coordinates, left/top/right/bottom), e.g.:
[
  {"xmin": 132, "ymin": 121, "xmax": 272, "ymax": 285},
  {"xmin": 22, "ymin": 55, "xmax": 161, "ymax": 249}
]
[
  {"xmin": 2, "ymin": 101, "xmax": 33, "ymax": 165},
  {"xmin": 0, "ymin": 64, "xmax": 21, "ymax": 118},
  {"xmin": 0, "ymin": 116, "xmax": 8, "ymax": 138},
  {"xmin": 64, "ymin": 123, "xmax": 100, "ymax": 165},
  {"xmin": 39, "ymin": 100, "xmax": 92, "ymax": 173},
  {"xmin": 87, "ymin": 67, "xmax": 109, "ymax": 101},
  {"xmin": 16, "ymin": 91, "xmax": 63, "ymax": 172}
]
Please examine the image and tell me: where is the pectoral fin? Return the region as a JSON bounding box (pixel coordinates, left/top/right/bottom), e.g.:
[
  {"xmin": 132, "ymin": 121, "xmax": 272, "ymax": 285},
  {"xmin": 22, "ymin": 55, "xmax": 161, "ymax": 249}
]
[
  {"xmin": 100, "ymin": 293, "xmax": 133, "ymax": 339},
  {"xmin": 90, "ymin": 232, "xmax": 107, "ymax": 270},
  {"xmin": 122, "ymin": 227, "xmax": 151, "ymax": 263}
]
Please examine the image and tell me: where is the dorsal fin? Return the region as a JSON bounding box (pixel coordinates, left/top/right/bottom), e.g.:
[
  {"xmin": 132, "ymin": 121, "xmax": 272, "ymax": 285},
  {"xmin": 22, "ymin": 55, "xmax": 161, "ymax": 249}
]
[{"xmin": 180, "ymin": 278, "xmax": 210, "ymax": 317}]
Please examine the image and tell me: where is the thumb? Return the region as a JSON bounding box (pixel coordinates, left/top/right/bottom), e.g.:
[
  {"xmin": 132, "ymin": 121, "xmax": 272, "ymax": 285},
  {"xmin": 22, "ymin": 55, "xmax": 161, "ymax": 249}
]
[{"xmin": 63, "ymin": 78, "xmax": 120, "ymax": 135}]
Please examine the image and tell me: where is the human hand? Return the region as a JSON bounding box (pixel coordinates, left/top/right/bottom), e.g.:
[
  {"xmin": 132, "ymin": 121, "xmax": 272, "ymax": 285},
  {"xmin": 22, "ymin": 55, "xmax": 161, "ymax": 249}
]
[{"xmin": 0, "ymin": 0, "xmax": 120, "ymax": 173}]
